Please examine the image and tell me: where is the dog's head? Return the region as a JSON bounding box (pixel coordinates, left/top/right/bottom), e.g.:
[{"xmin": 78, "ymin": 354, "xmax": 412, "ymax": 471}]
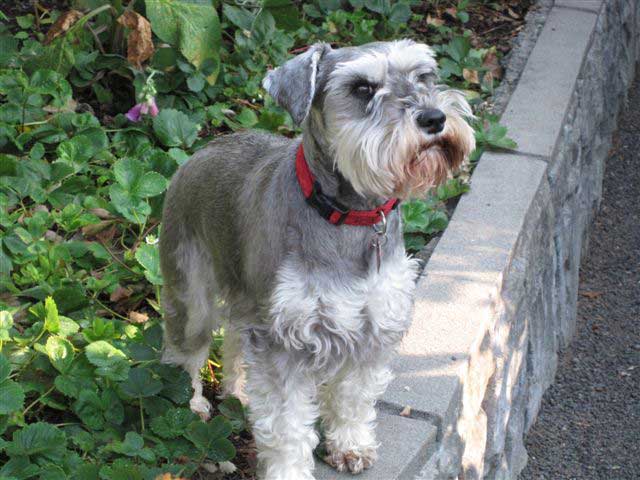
[{"xmin": 263, "ymin": 40, "xmax": 476, "ymax": 199}]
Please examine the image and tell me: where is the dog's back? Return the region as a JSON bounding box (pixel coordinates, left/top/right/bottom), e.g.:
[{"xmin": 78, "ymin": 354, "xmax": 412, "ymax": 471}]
[{"xmin": 160, "ymin": 130, "xmax": 292, "ymax": 295}]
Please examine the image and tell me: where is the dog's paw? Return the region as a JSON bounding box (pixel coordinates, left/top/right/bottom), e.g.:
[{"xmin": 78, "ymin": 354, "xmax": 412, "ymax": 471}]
[
  {"xmin": 323, "ymin": 447, "xmax": 377, "ymax": 474},
  {"xmin": 189, "ymin": 395, "xmax": 212, "ymax": 421}
]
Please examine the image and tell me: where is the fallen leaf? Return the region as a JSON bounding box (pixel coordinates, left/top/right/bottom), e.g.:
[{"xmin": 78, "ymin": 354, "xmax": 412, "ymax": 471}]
[
  {"xmin": 463, "ymin": 68, "xmax": 480, "ymax": 84},
  {"xmin": 128, "ymin": 311, "xmax": 149, "ymax": 324},
  {"xmin": 400, "ymin": 405, "xmax": 412, "ymax": 417},
  {"xmin": 426, "ymin": 14, "xmax": 444, "ymax": 27},
  {"xmin": 154, "ymin": 474, "xmax": 187, "ymax": 480},
  {"xmin": 96, "ymin": 224, "xmax": 118, "ymax": 243},
  {"xmin": 34, "ymin": 205, "xmax": 49, "ymax": 214},
  {"xmin": 44, "ymin": 230, "xmax": 63, "ymax": 243},
  {"xmin": 110, "ymin": 285, "xmax": 133, "ymax": 302},
  {"xmin": 507, "ymin": 7, "xmax": 520, "ymax": 19},
  {"xmin": 580, "ymin": 291, "xmax": 603, "ymax": 299},
  {"xmin": 89, "ymin": 208, "xmax": 114, "ymax": 219},
  {"xmin": 482, "ymin": 49, "xmax": 503, "ymax": 81},
  {"xmin": 45, "ymin": 10, "xmax": 83, "ymax": 45},
  {"xmin": 82, "ymin": 220, "xmax": 115, "ymax": 238},
  {"xmin": 117, "ymin": 11, "xmax": 154, "ymax": 68},
  {"xmin": 43, "ymin": 98, "xmax": 78, "ymax": 114}
]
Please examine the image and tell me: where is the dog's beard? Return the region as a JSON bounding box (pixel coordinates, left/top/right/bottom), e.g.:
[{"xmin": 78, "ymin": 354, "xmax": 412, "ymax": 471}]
[
  {"xmin": 327, "ymin": 90, "xmax": 475, "ymax": 199},
  {"xmin": 395, "ymin": 113, "xmax": 475, "ymax": 197}
]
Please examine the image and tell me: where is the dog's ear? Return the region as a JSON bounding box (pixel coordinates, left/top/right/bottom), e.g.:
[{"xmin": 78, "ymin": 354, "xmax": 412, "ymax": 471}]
[{"xmin": 262, "ymin": 43, "xmax": 331, "ymax": 126}]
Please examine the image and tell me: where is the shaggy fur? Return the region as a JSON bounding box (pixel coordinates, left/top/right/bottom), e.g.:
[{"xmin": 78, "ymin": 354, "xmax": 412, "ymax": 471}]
[{"xmin": 160, "ymin": 39, "xmax": 475, "ymax": 480}]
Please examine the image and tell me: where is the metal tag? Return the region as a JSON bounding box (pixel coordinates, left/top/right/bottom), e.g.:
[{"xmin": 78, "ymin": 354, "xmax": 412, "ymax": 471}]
[{"xmin": 371, "ymin": 211, "xmax": 387, "ymax": 273}]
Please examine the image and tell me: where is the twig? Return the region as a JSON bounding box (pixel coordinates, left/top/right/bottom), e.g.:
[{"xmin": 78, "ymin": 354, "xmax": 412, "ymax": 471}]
[
  {"xmin": 86, "ymin": 23, "xmax": 106, "ymax": 54},
  {"xmin": 23, "ymin": 385, "xmax": 56, "ymax": 416},
  {"xmin": 100, "ymin": 241, "xmax": 138, "ymax": 275}
]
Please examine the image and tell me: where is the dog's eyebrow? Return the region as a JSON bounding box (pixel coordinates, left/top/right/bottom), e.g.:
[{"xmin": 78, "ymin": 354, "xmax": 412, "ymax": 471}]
[{"xmin": 387, "ymin": 42, "xmax": 437, "ymax": 74}]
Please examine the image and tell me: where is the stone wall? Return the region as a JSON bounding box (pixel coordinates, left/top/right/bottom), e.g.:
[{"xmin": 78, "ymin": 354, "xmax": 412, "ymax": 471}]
[{"xmin": 414, "ymin": 1, "xmax": 640, "ymax": 478}]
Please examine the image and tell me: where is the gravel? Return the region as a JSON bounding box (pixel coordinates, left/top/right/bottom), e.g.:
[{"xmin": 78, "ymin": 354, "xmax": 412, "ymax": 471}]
[{"xmin": 519, "ymin": 74, "xmax": 640, "ymax": 479}]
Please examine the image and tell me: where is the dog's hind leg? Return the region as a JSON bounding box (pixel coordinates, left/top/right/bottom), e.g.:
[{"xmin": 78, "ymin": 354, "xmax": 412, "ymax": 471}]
[
  {"xmin": 220, "ymin": 323, "xmax": 247, "ymax": 403},
  {"xmin": 161, "ymin": 239, "xmax": 220, "ymax": 420}
]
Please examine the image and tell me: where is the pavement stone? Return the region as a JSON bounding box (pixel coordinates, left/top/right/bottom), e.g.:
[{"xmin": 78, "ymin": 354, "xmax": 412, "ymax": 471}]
[
  {"xmin": 314, "ymin": 412, "xmax": 437, "ymax": 480},
  {"xmin": 555, "ymin": 0, "xmax": 603, "ymax": 13},
  {"xmin": 499, "ymin": 6, "xmax": 598, "ymax": 158},
  {"xmin": 382, "ymin": 153, "xmax": 547, "ymax": 418}
]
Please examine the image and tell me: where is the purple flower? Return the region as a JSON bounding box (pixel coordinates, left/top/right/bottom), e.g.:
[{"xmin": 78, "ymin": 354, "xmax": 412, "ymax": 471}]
[
  {"xmin": 126, "ymin": 97, "xmax": 159, "ymax": 122},
  {"xmin": 126, "ymin": 103, "xmax": 144, "ymax": 122}
]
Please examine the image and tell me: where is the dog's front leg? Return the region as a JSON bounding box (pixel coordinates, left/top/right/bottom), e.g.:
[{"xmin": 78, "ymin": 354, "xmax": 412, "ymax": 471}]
[
  {"xmin": 245, "ymin": 348, "xmax": 319, "ymax": 480},
  {"xmin": 320, "ymin": 361, "xmax": 392, "ymax": 474}
]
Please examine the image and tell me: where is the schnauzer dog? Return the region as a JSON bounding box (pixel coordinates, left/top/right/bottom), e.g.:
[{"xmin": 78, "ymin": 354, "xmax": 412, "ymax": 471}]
[{"xmin": 160, "ymin": 39, "xmax": 475, "ymax": 479}]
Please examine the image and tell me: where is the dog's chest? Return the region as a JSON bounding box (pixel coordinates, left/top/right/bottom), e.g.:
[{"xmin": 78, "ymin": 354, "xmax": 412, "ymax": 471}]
[{"xmin": 269, "ymin": 248, "xmax": 419, "ymax": 365}]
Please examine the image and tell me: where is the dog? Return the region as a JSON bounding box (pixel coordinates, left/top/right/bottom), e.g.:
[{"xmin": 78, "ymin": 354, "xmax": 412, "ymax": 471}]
[{"xmin": 159, "ymin": 39, "xmax": 475, "ymax": 480}]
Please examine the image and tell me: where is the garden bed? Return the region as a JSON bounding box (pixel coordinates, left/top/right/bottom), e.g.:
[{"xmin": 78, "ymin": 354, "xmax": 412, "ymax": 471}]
[{"xmin": 0, "ymin": 1, "xmax": 534, "ymax": 479}]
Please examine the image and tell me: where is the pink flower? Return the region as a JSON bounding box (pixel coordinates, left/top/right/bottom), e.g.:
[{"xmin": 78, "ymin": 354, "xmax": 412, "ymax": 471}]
[
  {"xmin": 126, "ymin": 97, "xmax": 159, "ymax": 122},
  {"xmin": 126, "ymin": 103, "xmax": 144, "ymax": 122}
]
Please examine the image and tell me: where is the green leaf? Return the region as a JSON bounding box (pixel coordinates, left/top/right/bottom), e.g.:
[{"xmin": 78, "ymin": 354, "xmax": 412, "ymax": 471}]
[
  {"xmin": 388, "ymin": 3, "xmax": 411, "ymax": 24},
  {"xmin": 402, "ymin": 200, "xmax": 429, "ymax": 233},
  {"xmin": 0, "ymin": 380, "xmax": 24, "ymax": 415},
  {"xmin": 152, "ymin": 108, "xmax": 199, "ymax": 148},
  {"xmin": 45, "ymin": 336, "xmax": 75, "ymax": 373},
  {"xmin": 85, "ymin": 341, "xmax": 130, "ymax": 381},
  {"xmin": 185, "ymin": 416, "xmax": 235, "ymax": 462},
  {"xmin": 404, "ymin": 234, "xmax": 427, "ymax": 252},
  {"xmin": 235, "ymin": 108, "xmax": 258, "ymax": 128},
  {"xmin": 446, "ymin": 36, "xmax": 472, "ymax": 63},
  {"xmin": 135, "ymin": 243, "xmax": 163, "ymax": 285},
  {"xmin": 111, "ymin": 432, "xmax": 155, "ymax": 462},
  {"xmin": 263, "ymin": 0, "xmax": 302, "ymax": 31},
  {"xmin": 73, "ymin": 389, "xmax": 124, "ymax": 430},
  {"xmin": 168, "ymin": 147, "xmax": 190, "ymax": 166},
  {"xmin": 145, "ymin": 0, "xmax": 222, "ymax": 83},
  {"xmin": 5, "ymin": 423, "xmax": 67, "ymax": 462},
  {"xmin": 222, "ymin": 4, "xmax": 254, "ymax": 31},
  {"xmin": 16, "ymin": 14, "xmax": 35, "ymax": 29},
  {"xmin": 0, "ymin": 311, "xmax": 13, "ymax": 341},
  {"xmin": 364, "ymin": 0, "xmax": 387, "ymax": 14},
  {"xmin": 0, "ymin": 154, "xmax": 18, "ymax": 176},
  {"xmin": 54, "ymin": 373, "xmax": 96, "ymax": 399},
  {"xmin": 218, "ymin": 396, "xmax": 247, "ymax": 432},
  {"xmin": 136, "ymin": 172, "xmax": 167, "ymax": 198},
  {"xmin": 44, "ymin": 296, "xmax": 60, "ymax": 334},
  {"xmin": 186, "ymin": 73, "xmax": 206, "ymax": 92},
  {"xmin": 120, "ymin": 367, "xmax": 163, "ymax": 397},
  {"xmin": 113, "ymin": 157, "xmax": 144, "ymax": 192},
  {"xmin": 150, "ymin": 407, "xmax": 198, "ymax": 439},
  {"xmin": 0, "ymin": 352, "xmax": 12, "ymax": 383},
  {"xmin": 109, "ymin": 183, "xmax": 151, "ymax": 224}
]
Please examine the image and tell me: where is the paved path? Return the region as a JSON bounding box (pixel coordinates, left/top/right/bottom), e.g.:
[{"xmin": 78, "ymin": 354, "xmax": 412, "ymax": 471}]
[{"xmin": 520, "ymin": 76, "xmax": 640, "ymax": 479}]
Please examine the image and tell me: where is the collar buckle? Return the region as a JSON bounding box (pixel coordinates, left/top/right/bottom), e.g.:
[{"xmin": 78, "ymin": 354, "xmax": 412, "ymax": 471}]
[{"xmin": 306, "ymin": 181, "xmax": 349, "ymax": 224}]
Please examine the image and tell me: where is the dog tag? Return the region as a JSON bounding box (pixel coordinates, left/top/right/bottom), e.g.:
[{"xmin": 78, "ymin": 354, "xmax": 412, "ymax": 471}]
[
  {"xmin": 371, "ymin": 212, "xmax": 387, "ymax": 273},
  {"xmin": 371, "ymin": 235, "xmax": 382, "ymax": 273}
]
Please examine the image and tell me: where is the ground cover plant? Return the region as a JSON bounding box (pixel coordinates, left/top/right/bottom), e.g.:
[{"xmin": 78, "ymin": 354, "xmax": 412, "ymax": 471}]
[{"xmin": 0, "ymin": 1, "xmax": 528, "ymax": 478}]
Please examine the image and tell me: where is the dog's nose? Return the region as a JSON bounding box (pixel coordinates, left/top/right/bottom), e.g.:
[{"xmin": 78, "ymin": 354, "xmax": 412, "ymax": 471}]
[{"xmin": 417, "ymin": 108, "xmax": 446, "ymax": 134}]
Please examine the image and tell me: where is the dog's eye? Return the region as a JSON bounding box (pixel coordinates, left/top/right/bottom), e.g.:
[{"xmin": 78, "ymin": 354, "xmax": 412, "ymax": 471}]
[
  {"xmin": 352, "ymin": 82, "xmax": 377, "ymax": 99},
  {"xmin": 417, "ymin": 72, "xmax": 434, "ymax": 84}
]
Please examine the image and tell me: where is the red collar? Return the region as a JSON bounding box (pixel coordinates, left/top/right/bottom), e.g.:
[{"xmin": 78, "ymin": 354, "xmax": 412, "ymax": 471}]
[{"xmin": 295, "ymin": 143, "xmax": 399, "ymax": 226}]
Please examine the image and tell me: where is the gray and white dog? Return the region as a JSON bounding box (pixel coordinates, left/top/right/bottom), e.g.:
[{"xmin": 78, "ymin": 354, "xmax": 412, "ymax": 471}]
[{"xmin": 160, "ymin": 39, "xmax": 475, "ymax": 480}]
